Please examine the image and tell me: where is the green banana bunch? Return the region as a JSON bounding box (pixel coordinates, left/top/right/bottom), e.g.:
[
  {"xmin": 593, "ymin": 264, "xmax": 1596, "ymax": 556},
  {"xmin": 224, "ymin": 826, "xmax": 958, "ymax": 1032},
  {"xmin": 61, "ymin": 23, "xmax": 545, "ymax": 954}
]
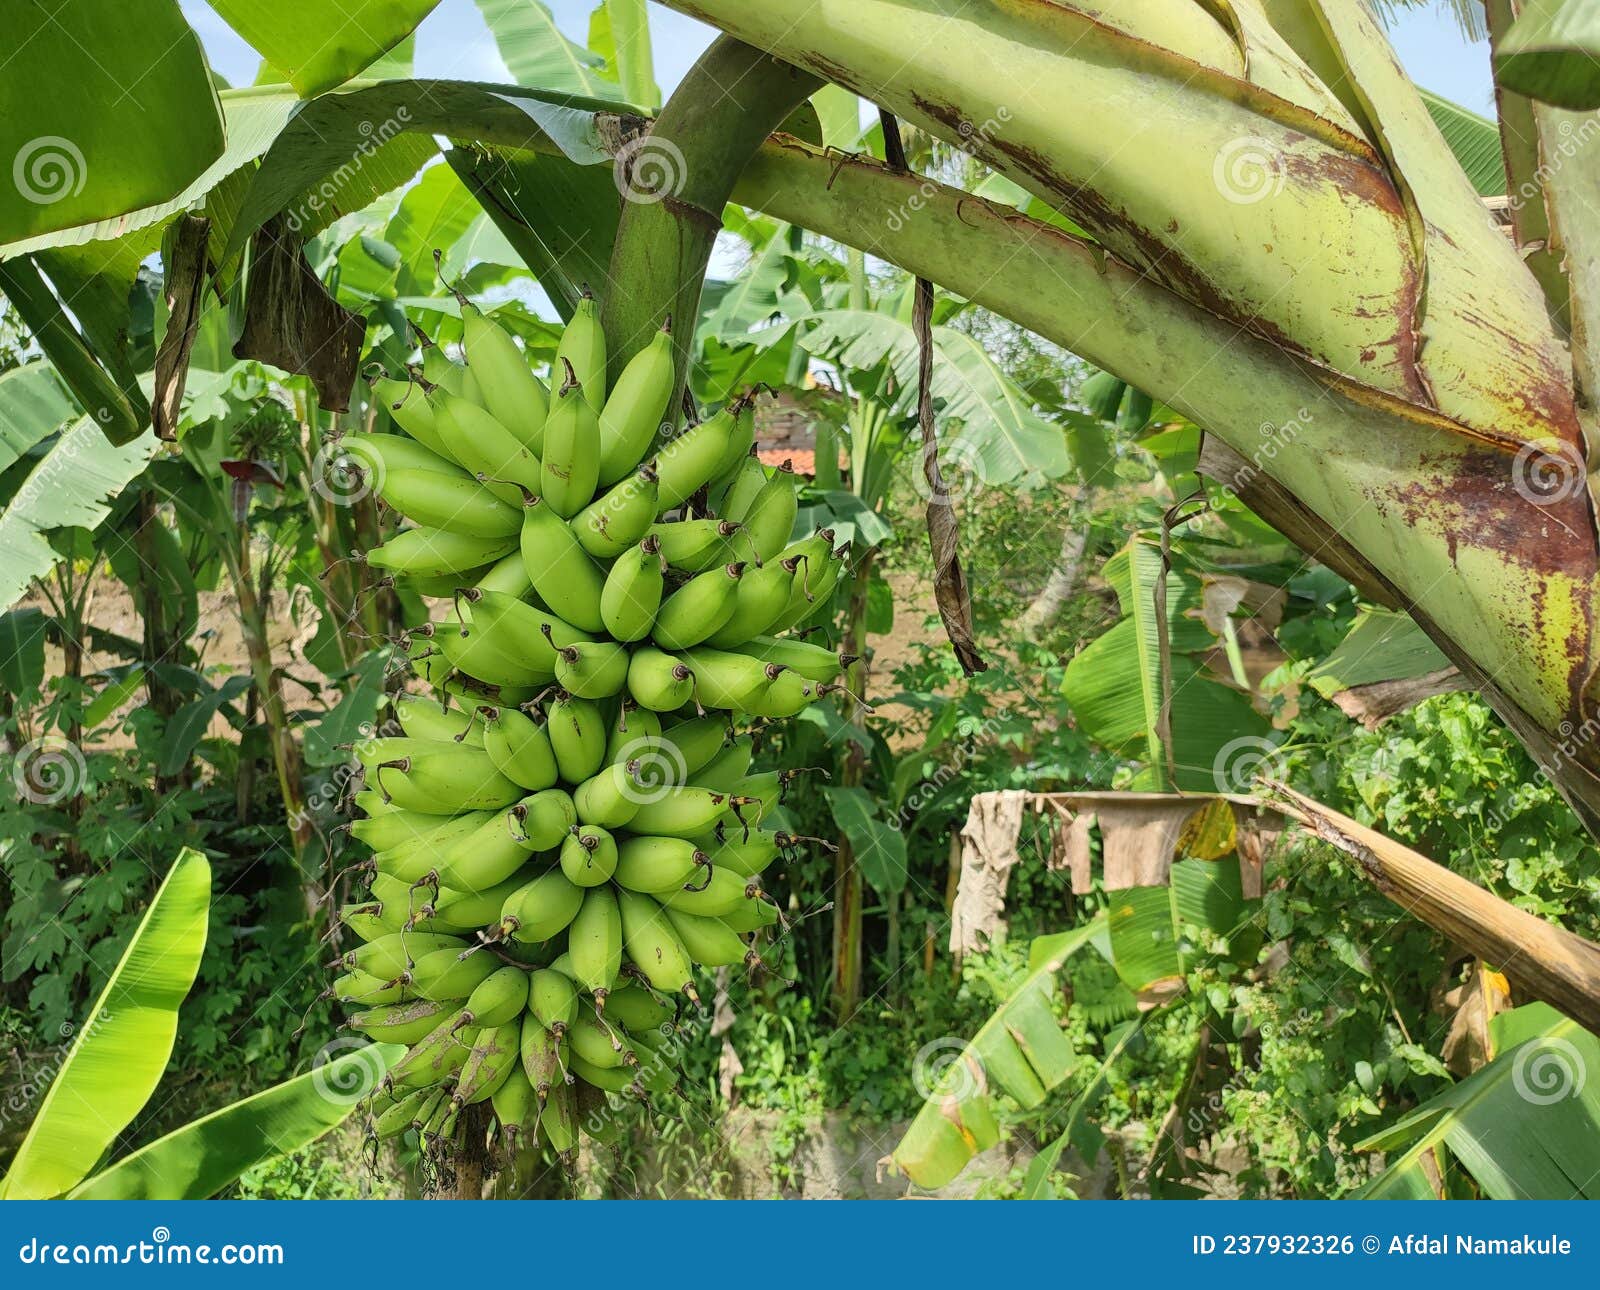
[{"xmin": 343, "ymin": 288, "xmax": 844, "ymax": 1164}]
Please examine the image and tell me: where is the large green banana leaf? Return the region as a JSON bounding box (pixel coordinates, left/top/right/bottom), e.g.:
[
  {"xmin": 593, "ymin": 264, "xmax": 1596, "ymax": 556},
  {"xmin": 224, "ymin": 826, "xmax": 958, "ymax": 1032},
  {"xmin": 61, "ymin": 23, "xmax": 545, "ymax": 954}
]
[
  {"xmin": 209, "ymin": 0, "xmax": 443, "ymax": 97},
  {"xmin": 0, "ymin": 850, "xmax": 211, "ymax": 1200},
  {"xmin": 1061, "ymin": 538, "xmax": 1268, "ymax": 791},
  {"xmin": 895, "ymin": 849, "xmax": 1256, "ymax": 1190},
  {"xmin": 0, "ymin": 363, "xmax": 77, "ymax": 474},
  {"xmin": 893, "ymin": 918, "xmax": 1103, "ymax": 1189},
  {"xmin": 68, "ymin": 1044, "xmax": 404, "ymax": 1200},
  {"xmin": 0, "ymin": 1, "xmax": 223, "ymax": 242},
  {"xmin": 1357, "ymin": 1003, "xmax": 1600, "ymax": 1198},
  {"xmin": 0, "ymin": 411, "xmax": 164, "ymax": 613},
  {"xmin": 475, "ymin": 0, "xmax": 619, "ymax": 98},
  {"xmin": 1494, "ymin": 0, "xmax": 1600, "ymax": 110}
]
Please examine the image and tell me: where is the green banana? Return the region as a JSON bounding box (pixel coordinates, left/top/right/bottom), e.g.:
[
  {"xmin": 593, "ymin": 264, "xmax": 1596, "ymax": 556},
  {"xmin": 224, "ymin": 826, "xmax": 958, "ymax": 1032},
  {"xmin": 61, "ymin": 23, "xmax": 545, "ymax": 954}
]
[
  {"xmin": 541, "ymin": 1079, "xmax": 579, "ymax": 1157},
  {"xmin": 435, "ymin": 805, "xmax": 542, "ymax": 891},
  {"xmin": 370, "ymin": 378, "xmax": 461, "ymax": 464},
  {"xmin": 569, "ymin": 1010, "xmax": 631, "ymax": 1069},
  {"xmin": 481, "ymin": 706, "xmax": 559, "ymax": 790},
  {"xmin": 693, "ymin": 736, "xmax": 754, "ymax": 791},
  {"xmin": 660, "ymin": 867, "xmax": 762, "ymax": 919},
  {"xmin": 655, "ymin": 408, "xmax": 735, "ymax": 510},
  {"xmin": 347, "ymin": 997, "xmax": 458, "ymax": 1044},
  {"xmin": 573, "ymin": 463, "xmax": 660, "ymax": 558},
  {"xmin": 527, "ymin": 969, "xmax": 579, "ymax": 1035},
  {"xmin": 739, "ymin": 634, "xmax": 849, "ymax": 682},
  {"xmin": 454, "ymin": 1019, "xmax": 522, "ymax": 1105},
  {"xmin": 541, "ymin": 359, "xmax": 601, "ymax": 518},
  {"xmin": 617, "ymin": 890, "xmax": 697, "ymax": 999},
  {"xmin": 566, "ymin": 885, "xmax": 622, "ymax": 1000},
  {"xmin": 388, "ymin": 1009, "xmax": 474, "ymax": 1089},
  {"xmin": 462, "ymin": 308, "xmax": 548, "ymax": 449},
  {"xmin": 652, "ymin": 563, "xmax": 743, "ymax": 650},
  {"xmin": 517, "ymin": 496, "xmax": 606, "ymax": 633},
  {"xmin": 560, "ymin": 824, "xmax": 619, "ymax": 887},
  {"xmin": 409, "ymin": 946, "xmax": 500, "ymax": 1001},
  {"xmin": 613, "ymin": 835, "xmax": 709, "ymax": 894},
  {"xmin": 665, "ymin": 907, "xmax": 754, "ymax": 968},
  {"xmin": 345, "ymin": 426, "xmax": 462, "ymax": 480},
  {"xmin": 379, "ymin": 468, "xmax": 522, "ymax": 537},
  {"xmin": 603, "ymin": 984, "xmax": 674, "ymax": 1033},
  {"xmin": 520, "ymin": 1018, "xmax": 566, "ymax": 1110},
  {"xmin": 430, "ymin": 871, "xmax": 533, "ymax": 928},
  {"xmin": 573, "ymin": 761, "xmax": 642, "ymax": 830},
  {"xmin": 550, "ymin": 635, "xmax": 630, "ymax": 699},
  {"xmin": 463, "ymin": 965, "xmax": 535, "ymax": 1027},
  {"xmin": 506, "ymin": 788, "xmax": 579, "ymax": 853},
  {"xmin": 600, "ymin": 537, "xmax": 664, "ymax": 642},
  {"xmin": 703, "ymin": 559, "xmax": 797, "ymax": 647},
  {"xmin": 546, "ymin": 692, "xmax": 607, "ymax": 782},
  {"xmin": 735, "ymin": 466, "xmax": 799, "ymax": 562},
  {"xmin": 625, "ymin": 647, "xmax": 696, "ymax": 712},
  {"xmin": 500, "ymin": 870, "xmax": 585, "ymax": 943},
  {"xmin": 491, "ymin": 1066, "xmax": 540, "ymax": 1150},
  {"xmin": 369, "ymin": 748, "xmax": 522, "ymax": 814},
  {"xmin": 366, "ymin": 527, "xmax": 518, "ymax": 578},
  {"xmin": 430, "ymin": 390, "xmax": 542, "ymax": 496},
  {"xmin": 555, "ymin": 290, "xmax": 606, "ymax": 411},
  {"xmin": 597, "ymin": 322, "xmax": 675, "ymax": 484},
  {"xmin": 626, "ymin": 785, "xmax": 748, "ymax": 839},
  {"xmin": 648, "ymin": 518, "xmax": 740, "ymax": 572},
  {"xmin": 395, "ymin": 694, "xmax": 484, "ymax": 746}
]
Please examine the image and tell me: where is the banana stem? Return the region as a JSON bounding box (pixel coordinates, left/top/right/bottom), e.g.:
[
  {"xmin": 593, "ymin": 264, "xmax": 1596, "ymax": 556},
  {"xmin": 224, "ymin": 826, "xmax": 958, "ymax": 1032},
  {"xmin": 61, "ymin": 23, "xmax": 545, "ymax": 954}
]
[{"xmin": 600, "ymin": 36, "xmax": 821, "ymax": 399}]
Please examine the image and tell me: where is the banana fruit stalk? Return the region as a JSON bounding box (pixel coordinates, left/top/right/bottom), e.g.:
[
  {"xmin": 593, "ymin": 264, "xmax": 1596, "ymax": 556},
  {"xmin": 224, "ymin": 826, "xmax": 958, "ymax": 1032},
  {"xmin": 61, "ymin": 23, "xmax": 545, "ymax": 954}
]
[{"xmin": 343, "ymin": 298, "xmax": 842, "ymax": 1162}]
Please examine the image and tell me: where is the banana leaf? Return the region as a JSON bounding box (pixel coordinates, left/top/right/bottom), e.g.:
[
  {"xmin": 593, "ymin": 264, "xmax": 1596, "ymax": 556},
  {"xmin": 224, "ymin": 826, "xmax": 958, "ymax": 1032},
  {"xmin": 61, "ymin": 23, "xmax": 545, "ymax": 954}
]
[
  {"xmin": 208, "ymin": 0, "xmax": 442, "ymax": 97},
  {"xmin": 68, "ymin": 1044, "xmax": 404, "ymax": 1200},
  {"xmin": 892, "ymin": 918, "xmax": 1102, "ymax": 1189},
  {"xmin": 0, "ymin": 410, "xmax": 164, "ymax": 612},
  {"xmin": 0, "ymin": 363, "xmax": 77, "ymax": 474},
  {"xmin": 475, "ymin": 0, "xmax": 619, "ymax": 98},
  {"xmin": 1494, "ymin": 0, "xmax": 1600, "ymax": 110},
  {"xmin": 0, "ymin": 849, "xmax": 211, "ymax": 1200},
  {"xmin": 1357, "ymin": 1003, "xmax": 1600, "ymax": 1199}
]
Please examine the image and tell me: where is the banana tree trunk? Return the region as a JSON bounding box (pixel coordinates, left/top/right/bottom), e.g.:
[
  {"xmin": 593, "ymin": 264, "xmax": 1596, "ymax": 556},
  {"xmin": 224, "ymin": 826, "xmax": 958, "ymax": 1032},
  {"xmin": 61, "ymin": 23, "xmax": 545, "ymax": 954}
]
[{"xmin": 651, "ymin": 5, "xmax": 1600, "ymax": 833}]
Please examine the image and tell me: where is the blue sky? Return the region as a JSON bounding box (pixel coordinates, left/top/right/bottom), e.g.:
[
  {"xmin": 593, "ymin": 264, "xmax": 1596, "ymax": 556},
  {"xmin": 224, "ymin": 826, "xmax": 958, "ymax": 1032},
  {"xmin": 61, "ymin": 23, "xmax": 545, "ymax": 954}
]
[{"xmin": 183, "ymin": 1, "xmax": 1496, "ymax": 116}]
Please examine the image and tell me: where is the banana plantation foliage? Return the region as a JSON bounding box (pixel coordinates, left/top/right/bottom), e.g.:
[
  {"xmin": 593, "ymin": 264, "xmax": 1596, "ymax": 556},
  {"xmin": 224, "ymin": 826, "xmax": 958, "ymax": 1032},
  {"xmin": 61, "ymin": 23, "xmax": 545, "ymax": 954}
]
[{"xmin": 1, "ymin": 0, "xmax": 1599, "ymax": 1207}]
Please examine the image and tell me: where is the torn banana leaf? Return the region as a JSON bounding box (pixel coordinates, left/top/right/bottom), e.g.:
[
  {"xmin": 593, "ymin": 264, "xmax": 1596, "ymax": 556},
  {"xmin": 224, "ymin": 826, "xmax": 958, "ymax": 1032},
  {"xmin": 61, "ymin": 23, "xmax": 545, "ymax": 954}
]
[{"xmin": 891, "ymin": 917, "xmax": 1102, "ymax": 1190}]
